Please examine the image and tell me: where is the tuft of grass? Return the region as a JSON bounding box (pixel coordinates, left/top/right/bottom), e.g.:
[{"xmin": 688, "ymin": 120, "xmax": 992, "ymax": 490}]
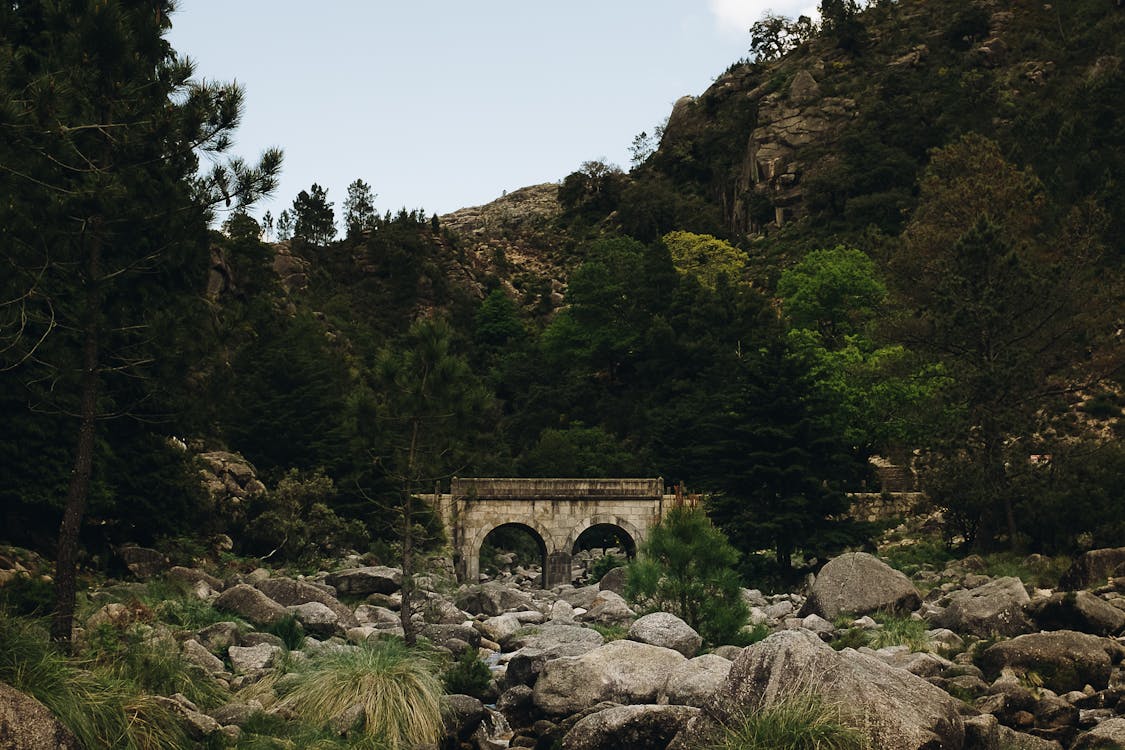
[
  {"xmin": 868, "ymin": 614, "xmax": 931, "ymax": 652},
  {"xmin": 235, "ymin": 711, "xmax": 382, "ymax": 749},
  {"xmin": 830, "ymin": 627, "xmax": 870, "ymax": 651},
  {"xmin": 878, "ymin": 540, "xmax": 955, "ymax": 577},
  {"xmin": 709, "ymin": 692, "xmax": 869, "ymax": 750},
  {"xmin": 276, "ymin": 639, "xmax": 443, "ymax": 750},
  {"xmin": 981, "ymin": 553, "xmax": 1070, "ymax": 589},
  {"xmin": 266, "ymin": 613, "xmax": 306, "ymax": 651},
  {"xmin": 586, "ymin": 623, "xmax": 628, "ymax": 641}
]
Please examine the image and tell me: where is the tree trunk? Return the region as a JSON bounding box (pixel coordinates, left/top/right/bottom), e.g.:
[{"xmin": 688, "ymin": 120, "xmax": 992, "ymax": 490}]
[
  {"xmin": 51, "ymin": 236, "xmax": 101, "ymax": 647},
  {"xmin": 400, "ymin": 487, "xmax": 416, "ymax": 646}
]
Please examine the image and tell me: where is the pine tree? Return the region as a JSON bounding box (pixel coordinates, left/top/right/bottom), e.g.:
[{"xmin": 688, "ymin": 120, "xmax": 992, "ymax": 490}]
[
  {"xmin": 0, "ymin": 0, "xmax": 280, "ymax": 644},
  {"xmin": 292, "ymin": 183, "xmax": 337, "ymax": 245}
]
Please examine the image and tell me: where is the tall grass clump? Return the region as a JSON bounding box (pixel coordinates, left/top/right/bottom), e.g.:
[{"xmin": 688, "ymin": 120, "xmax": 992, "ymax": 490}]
[
  {"xmin": 276, "ymin": 639, "xmax": 443, "ymax": 749},
  {"xmin": 868, "ymin": 614, "xmax": 931, "ymax": 652},
  {"xmin": 0, "ymin": 612, "xmax": 190, "ymax": 749},
  {"xmin": 710, "ymin": 692, "xmax": 869, "ymax": 750},
  {"xmin": 82, "ymin": 623, "xmax": 229, "ymax": 710}
]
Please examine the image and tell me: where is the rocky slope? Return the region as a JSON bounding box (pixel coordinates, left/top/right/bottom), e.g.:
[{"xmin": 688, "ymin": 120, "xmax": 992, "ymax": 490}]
[{"xmin": 3, "ymin": 541, "xmax": 1125, "ymax": 749}]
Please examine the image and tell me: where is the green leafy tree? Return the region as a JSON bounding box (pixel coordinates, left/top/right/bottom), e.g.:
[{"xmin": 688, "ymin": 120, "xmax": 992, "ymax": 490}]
[
  {"xmin": 778, "ymin": 246, "xmax": 885, "ymax": 350},
  {"xmin": 343, "ymin": 178, "xmax": 377, "ymax": 239},
  {"xmin": 626, "ymin": 505, "xmax": 748, "ymax": 646},
  {"xmin": 519, "ymin": 424, "xmax": 643, "ymax": 477},
  {"xmin": 662, "ymin": 230, "xmax": 749, "ymax": 290},
  {"xmin": 0, "ymin": 0, "xmax": 280, "ymax": 644},
  {"xmin": 292, "ymin": 183, "xmax": 337, "ymax": 245},
  {"xmin": 370, "ymin": 318, "xmax": 493, "ymax": 644},
  {"xmin": 749, "ymin": 13, "xmax": 815, "ymax": 62}
]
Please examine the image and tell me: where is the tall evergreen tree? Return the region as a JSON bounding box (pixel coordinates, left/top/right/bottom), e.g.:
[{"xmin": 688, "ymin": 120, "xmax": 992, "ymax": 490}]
[
  {"xmin": 343, "ymin": 178, "xmax": 377, "ymax": 239},
  {"xmin": 292, "ymin": 183, "xmax": 337, "ymax": 245},
  {"xmin": 0, "ymin": 0, "xmax": 280, "ymax": 644},
  {"xmin": 369, "ymin": 318, "xmax": 493, "ymax": 644}
]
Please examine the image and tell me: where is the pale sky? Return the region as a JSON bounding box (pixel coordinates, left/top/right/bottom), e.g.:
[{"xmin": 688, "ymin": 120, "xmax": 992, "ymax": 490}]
[{"xmin": 168, "ymin": 1, "xmax": 816, "ymax": 223}]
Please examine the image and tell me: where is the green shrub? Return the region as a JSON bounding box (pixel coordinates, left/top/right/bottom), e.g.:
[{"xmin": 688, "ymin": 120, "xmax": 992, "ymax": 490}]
[
  {"xmin": 709, "ymin": 692, "xmax": 869, "ymax": 750},
  {"xmin": 626, "ymin": 506, "xmax": 749, "ymax": 647},
  {"xmin": 441, "ymin": 647, "xmax": 492, "ymax": 698},
  {"xmin": 730, "ymin": 622, "xmax": 771, "ymax": 648},
  {"xmin": 276, "ymin": 639, "xmax": 443, "ymax": 749},
  {"xmin": 267, "ymin": 613, "xmax": 306, "ymax": 651},
  {"xmin": 0, "ymin": 575, "xmax": 55, "ymax": 617}
]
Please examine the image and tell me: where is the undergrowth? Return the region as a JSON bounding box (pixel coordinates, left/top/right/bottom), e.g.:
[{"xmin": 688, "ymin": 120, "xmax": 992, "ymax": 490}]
[
  {"xmin": 0, "ymin": 611, "xmax": 192, "ymax": 749},
  {"xmin": 708, "ymin": 692, "xmax": 870, "ymax": 750}
]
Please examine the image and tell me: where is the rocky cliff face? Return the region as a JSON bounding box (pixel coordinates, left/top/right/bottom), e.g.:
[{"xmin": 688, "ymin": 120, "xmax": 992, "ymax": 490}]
[
  {"xmin": 440, "ymin": 183, "xmax": 571, "ymax": 312},
  {"xmin": 738, "ymin": 68, "xmax": 856, "ymax": 228}
]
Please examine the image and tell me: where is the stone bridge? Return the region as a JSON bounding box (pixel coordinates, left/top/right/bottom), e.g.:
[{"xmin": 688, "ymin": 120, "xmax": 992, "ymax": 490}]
[{"xmin": 429, "ymin": 478, "xmax": 682, "ymax": 587}]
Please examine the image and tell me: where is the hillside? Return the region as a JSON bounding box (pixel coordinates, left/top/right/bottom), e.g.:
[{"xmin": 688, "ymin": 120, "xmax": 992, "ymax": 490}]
[{"xmin": 1, "ymin": 0, "xmax": 1122, "ymax": 644}]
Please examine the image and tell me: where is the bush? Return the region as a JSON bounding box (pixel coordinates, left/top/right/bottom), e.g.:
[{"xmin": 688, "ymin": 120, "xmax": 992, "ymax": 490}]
[
  {"xmin": 276, "ymin": 639, "xmax": 443, "ymax": 749},
  {"xmin": 708, "ymin": 692, "xmax": 869, "ymax": 750},
  {"xmin": 441, "ymin": 647, "xmax": 492, "ymax": 699},
  {"xmin": 241, "ymin": 470, "xmax": 369, "ymax": 563},
  {"xmin": 626, "ymin": 506, "xmax": 748, "ymax": 646}
]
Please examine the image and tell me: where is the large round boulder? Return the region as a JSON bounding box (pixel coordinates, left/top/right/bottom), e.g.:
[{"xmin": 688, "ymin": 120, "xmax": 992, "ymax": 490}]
[
  {"xmin": 702, "ymin": 629, "xmax": 964, "ymax": 750},
  {"xmin": 658, "ymin": 654, "xmax": 732, "ymax": 708},
  {"xmin": 533, "ymin": 640, "xmax": 687, "ymax": 717},
  {"xmin": 0, "ymin": 681, "xmax": 81, "ymax": 749},
  {"xmin": 561, "ymin": 704, "xmax": 700, "ymax": 750},
  {"xmin": 214, "ymin": 584, "xmax": 287, "ymax": 627},
  {"xmin": 1071, "ymin": 717, "xmax": 1125, "ymax": 749},
  {"xmin": 1060, "ymin": 547, "xmax": 1125, "ymax": 590},
  {"xmin": 978, "ymin": 630, "xmax": 1117, "ymax": 692},
  {"xmin": 1027, "ymin": 591, "xmax": 1125, "ymax": 636},
  {"xmin": 798, "ymin": 552, "xmax": 921, "ymax": 619},
  {"xmin": 628, "ymin": 612, "xmax": 702, "ymax": 657},
  {"xmin": 455, "ymin": 582, "xmax": 533, "ymax": 616},
  {"xmin": 323, "ymin": 566, "xmax": 402, "ymax": 596},
  {"xmin": 578, "ymin": 590, "xmax": 636, "ymax": 628},
  {"xmin": 928, "ymin": 576, "xmax": 1033, "ymax": 638},
  {"xmin": 256, "ymin": 577, "xmax": 358, "ymax": 628}
]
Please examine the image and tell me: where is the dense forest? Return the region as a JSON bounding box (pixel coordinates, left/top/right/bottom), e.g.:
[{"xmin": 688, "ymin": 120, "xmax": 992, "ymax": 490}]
[{"xmin": 2, "ymin": 0, "xmax": 1123, "ymax": 626}]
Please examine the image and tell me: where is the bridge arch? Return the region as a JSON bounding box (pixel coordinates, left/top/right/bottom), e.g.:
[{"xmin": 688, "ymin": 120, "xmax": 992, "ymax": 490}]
[
  {"xmin": 565, "ymin": 515, "xmax": 644, "ymax": 558},
  {"xmin": 466, "ymin": 520, "xmax": 551, "ymax": 584}
]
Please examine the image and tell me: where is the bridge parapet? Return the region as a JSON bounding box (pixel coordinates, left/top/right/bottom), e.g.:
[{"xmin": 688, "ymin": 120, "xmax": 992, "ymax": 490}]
[{"xmin": 451, "ymin": 477, "xmax": 664, "ymax": 500}]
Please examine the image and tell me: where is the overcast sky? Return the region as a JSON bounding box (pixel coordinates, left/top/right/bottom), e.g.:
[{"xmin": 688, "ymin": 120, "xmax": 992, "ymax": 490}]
[{"xmin": 168, "ymin": 1, "xmax": 816, "ymax": 222}]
